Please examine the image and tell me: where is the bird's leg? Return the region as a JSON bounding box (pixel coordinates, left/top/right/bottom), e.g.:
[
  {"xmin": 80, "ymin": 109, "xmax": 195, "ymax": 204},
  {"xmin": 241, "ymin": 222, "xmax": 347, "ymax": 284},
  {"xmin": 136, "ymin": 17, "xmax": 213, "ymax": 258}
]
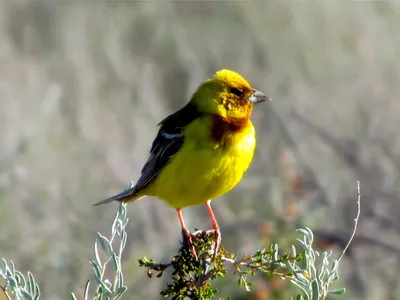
[
  {"xmin": 205, "ymin": 200, "xmax": 221, "ymax": 260},
  {"xmin": 176, "ymin": 208, "xmax": 198, "ymax": 259}
]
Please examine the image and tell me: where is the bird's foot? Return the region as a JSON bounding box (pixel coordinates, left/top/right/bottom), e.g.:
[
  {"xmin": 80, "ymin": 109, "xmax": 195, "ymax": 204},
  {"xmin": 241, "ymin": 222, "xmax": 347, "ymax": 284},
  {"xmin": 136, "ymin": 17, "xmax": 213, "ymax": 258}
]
[
  {"xmin": 192, "ymin": 228, "xmax": 221, "ymax": 261},
  {"xmin": 211, "ymin": 227, "xmax": 221, "ymax": 261},
  {"xmin": 181, "ymin": 228, "xmax": 198, "ymax": 260},
  {"xmin": 180, "ymin": 228, "xmax": 221, "ymax": 261}
]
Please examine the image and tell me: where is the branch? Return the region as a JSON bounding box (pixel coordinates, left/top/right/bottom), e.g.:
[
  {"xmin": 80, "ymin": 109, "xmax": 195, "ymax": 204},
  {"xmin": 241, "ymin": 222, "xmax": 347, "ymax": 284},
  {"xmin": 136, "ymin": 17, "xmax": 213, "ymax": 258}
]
[{"xmin": 338, "ymin": 181, "xmax": 361, "ymax": 262}]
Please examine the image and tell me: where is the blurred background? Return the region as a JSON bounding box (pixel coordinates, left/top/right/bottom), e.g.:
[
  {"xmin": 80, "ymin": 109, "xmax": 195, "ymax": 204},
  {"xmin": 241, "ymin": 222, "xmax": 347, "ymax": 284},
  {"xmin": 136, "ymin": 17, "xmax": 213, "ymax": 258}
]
[{"xmin": 1, "ymin": 1, "xmax": 400, "ymax": 299}]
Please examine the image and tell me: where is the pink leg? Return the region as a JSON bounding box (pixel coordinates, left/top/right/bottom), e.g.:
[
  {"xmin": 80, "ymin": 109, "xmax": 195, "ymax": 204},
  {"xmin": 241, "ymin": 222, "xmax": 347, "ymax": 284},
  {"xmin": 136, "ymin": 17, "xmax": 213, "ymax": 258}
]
[
  {"xmin": 176, "ymin": 208, "xmax": 197, "ymax": 259},
  {"xmin": 205, "ymin": 200, "xmax": 221, "ymax": 260}
]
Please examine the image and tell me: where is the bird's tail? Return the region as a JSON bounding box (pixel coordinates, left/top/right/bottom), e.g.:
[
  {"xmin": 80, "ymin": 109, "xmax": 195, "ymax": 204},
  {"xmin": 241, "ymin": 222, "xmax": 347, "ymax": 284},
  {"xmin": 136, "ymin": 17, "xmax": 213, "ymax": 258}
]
[{"xmin": 94, "ymin": 186, "xmax": 140, "ymax": 206}]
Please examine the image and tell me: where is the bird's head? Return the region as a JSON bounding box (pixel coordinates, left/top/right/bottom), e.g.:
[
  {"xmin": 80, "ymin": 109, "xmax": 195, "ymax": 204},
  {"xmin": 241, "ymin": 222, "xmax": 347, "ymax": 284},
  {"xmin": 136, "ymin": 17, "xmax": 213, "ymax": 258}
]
[{"xmin": 191, "ymin": 69, "xmax": 271, "ymax": 120}]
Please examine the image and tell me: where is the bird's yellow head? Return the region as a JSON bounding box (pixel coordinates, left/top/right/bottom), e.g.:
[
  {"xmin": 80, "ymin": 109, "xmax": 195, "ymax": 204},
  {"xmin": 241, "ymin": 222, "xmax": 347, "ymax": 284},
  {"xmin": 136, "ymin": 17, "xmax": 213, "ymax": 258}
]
[{"xmin": 191, "ymin": 69, "xmax": 270, "ymax": 120}]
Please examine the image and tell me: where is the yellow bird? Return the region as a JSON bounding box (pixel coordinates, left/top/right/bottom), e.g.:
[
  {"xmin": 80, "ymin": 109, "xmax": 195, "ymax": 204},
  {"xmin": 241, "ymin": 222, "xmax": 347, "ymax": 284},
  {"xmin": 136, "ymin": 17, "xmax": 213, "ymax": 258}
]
[{"xmin": 95, "ymin": 69, "xmax": 270, "ymax": 257}]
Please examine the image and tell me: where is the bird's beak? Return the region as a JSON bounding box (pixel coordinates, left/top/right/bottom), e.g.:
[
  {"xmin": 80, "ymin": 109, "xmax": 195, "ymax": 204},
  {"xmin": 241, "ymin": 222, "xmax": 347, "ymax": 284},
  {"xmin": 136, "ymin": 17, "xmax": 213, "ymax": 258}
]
[{"xmin": 248, "ymin": 89, "xmax": 271, "ymax": 104}]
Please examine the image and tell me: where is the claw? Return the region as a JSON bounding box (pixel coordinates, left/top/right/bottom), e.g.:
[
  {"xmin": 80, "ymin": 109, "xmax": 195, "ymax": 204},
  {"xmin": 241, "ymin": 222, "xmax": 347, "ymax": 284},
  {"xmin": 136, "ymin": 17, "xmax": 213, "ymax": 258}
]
[
  {"xmin": 205, "ymin": 201, "xmax": 222, "ymax": 261},
  {"xmin": 212, "ymin": 227, "xmax": 221, "ymax": 261},
  {"xmin": 181, "ymin": 228, "xmax": 198, "ymax": 260}
]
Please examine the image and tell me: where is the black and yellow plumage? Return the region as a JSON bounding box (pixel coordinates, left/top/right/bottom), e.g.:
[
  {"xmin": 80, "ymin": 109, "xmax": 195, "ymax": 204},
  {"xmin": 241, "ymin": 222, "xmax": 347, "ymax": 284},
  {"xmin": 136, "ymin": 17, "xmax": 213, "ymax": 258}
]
[{"xmin": 95, "ymin": 69, "xmax": 270, "ymax": 257}]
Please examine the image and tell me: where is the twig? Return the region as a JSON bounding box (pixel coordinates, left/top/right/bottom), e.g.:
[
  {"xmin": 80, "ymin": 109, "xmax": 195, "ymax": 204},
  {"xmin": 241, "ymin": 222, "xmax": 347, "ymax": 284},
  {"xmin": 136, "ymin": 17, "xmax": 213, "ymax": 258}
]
[
  {"xmin": 0, "ymin": 282, "xmax": 12, "ymax": 300},
  {"xmin": 338, "ymin": 181, "xmax": 361, "ymax": 262},
  {"xmin": 221, "ymin": 256, "xmax": 271, "ymax": 268},
  {"xmin": 221, "ymin": 255, "xmax": 296, "ymax": 269},
  {"xmin": 221, "ymin": 256, "xmax": 250, "ymax": 267},
  {"xmin": 149, "ymin": 262, "xmax": 172, "ymax": 272}
]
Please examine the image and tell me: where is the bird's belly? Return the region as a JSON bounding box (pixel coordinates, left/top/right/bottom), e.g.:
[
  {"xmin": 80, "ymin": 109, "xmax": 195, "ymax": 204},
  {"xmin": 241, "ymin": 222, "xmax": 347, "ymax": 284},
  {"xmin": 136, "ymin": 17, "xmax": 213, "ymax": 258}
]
[{"xmin": 151, "ymin": 132, "xmax": 256, "ymax": 208}]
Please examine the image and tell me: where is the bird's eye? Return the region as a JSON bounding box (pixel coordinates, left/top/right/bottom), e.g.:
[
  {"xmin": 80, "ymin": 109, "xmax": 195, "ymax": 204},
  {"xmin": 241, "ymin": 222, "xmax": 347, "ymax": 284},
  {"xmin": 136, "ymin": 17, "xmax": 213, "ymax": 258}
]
[{"xmin": 230, "ymin": 87, "xmax": 244, "ymax": 97}]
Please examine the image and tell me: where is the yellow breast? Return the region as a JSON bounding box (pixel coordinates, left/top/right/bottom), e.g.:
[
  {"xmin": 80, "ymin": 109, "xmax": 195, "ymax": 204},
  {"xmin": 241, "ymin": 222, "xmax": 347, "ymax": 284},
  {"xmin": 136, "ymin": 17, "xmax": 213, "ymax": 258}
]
[{"xmin": 148, "ymin": 116, "xmax": 256, "ymax": 208}]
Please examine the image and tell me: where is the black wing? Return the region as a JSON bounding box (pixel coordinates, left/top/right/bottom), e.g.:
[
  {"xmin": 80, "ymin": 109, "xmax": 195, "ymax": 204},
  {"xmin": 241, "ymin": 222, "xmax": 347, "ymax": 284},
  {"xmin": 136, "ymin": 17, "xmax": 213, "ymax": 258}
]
[{"xmin": 134, "ymin": 103, "xmax": 202, "ymax": 192}]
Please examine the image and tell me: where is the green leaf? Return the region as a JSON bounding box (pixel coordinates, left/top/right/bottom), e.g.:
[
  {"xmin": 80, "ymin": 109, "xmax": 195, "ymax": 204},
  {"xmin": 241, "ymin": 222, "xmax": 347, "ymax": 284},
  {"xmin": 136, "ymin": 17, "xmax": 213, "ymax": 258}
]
[
  {"xmin": 116, "ymin": 270, "xmax": 124, "ymax": 289},
  {"xmin": 10, "ymin": 261, "xmax": 16, "ymax": 277},
  {"xmin": 116, "ymin": 220, "xmax": 124, "ymax": 235},
  {"xmin": 296, "ymin": 228, "xmax": 309, "ymax": 236},
  {"xmin": 115, "ymin": 286, "xmax": 127, "ymax": 300},
  {"xmin": 311, "ymin": 279, "xmax": 319, "ymax": 300},
  {"xmin": 118, "ymin": 202, "xmax": 127, "ymax": 220},
  {"xmin": 90, "ymin": 259, "xmax": 103, "ymax": 282},
  {"xmin": 290, "ymin": 279, "xmax": 309, "ymax": 298},
  {"xmin": 111, "ymin": 211, "xmax": 119, "ymax": 237},
  {"xmin": 122, "ymin": 218, "xmax": 129, "ymax": 229},
  {"xmin": 265, "ymin": 271, "xmax": 273, "ymax": 278},
  {"xmin": 0, "ymin": 258, "xmax": 6, "ymax": 275},
  {"xmin": 27, "ymin": 271, "xmax": 36, "ymax": 295},
  {"xmin": 8, "ymin": 276, "xmax": 18, "ymax": 289},
  {"xmin": 21, "ymin": 289, "xmax": 33, "ymax": 299},
  {"xmin": 297, "ymin": 239, "xmax": 308, "ymax": 251},
  {"xmin": 301, "ymin": 252, "xmax": 308, "ymax": 270},
  {"xmin": 120, "ymin": 231, "xmax": 127, "ymax": 252},
  {"xmin": 329, "ymin": 288, "xmax": 346, "ymax": 295},
  {"xmin": 286, "ymin": 260, "xmax": 307, "ymax": 284},
  {"xmin": 15, "ymin": 271, "xmax": 26, "ymax": 286},
  {"xmin": 111, "ymin": 253, "xmax": 120, "ymax": 272},
  {"xmin": 83, "ymin": 279, "xmax": 91, "ymax": 300},
  {"xmin": 94, "ymin": 240, "xmax": 102, "ymax": 267},
  {"xmin": 97, "ymin": 233, "xmax": 112, "ymax": 256},
  {"xmin": 97, "ymin": 278, "xmax": 113, "ymax": 295}
]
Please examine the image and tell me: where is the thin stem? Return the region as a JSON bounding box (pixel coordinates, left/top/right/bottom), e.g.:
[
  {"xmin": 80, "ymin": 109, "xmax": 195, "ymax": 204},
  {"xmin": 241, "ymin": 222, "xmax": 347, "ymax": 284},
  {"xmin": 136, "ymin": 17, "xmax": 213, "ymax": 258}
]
[
  {"xmin": 338, "ymin": 181, "xmax": 361, "ymax": 262},
  {"xmin": 0, "ymin": 282, "xmax": 12, "ymax": 300}
]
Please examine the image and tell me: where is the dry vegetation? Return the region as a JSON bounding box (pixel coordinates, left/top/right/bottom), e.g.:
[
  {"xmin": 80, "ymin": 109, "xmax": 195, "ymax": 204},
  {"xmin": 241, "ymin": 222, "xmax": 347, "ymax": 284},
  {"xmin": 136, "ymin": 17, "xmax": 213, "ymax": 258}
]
[{"xmin": 1, "ymin": 1, "xmax": 400, "ymax": 299}]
